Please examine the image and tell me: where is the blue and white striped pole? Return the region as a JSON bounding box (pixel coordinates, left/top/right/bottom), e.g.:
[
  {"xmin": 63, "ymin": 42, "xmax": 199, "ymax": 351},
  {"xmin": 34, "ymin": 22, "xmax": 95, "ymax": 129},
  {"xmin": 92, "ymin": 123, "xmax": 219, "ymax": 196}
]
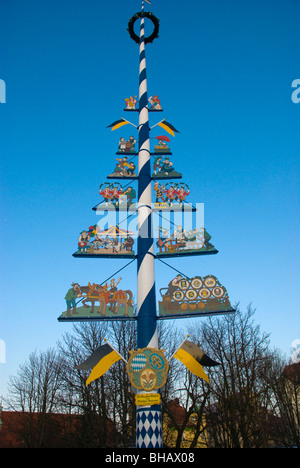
[{"xmin": 136, "ymin": 5, "xmax": 162, "ymax": 449}]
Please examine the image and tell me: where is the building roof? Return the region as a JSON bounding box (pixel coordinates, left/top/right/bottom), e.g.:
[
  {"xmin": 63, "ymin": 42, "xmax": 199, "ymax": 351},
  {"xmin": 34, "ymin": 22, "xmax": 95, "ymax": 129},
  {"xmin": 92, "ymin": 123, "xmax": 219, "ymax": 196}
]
[
  {"xmin": 282, "ymin": 362, "xmax": 300, "ymax": 385},
  {"xmin": 167, "ymin": 399, "xmax": 187, "ymax": 425},
  {"xmin": 0, "ymin": 411, "xmax": 116, "ymax": 448}
]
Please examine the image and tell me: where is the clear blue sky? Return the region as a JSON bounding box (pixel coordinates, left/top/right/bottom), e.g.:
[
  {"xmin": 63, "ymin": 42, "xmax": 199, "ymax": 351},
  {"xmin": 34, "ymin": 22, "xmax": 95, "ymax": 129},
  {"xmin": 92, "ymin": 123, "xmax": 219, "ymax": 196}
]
[{"xmin": 0, "ymin": 0, "xmax": 299, "ymax": 399}]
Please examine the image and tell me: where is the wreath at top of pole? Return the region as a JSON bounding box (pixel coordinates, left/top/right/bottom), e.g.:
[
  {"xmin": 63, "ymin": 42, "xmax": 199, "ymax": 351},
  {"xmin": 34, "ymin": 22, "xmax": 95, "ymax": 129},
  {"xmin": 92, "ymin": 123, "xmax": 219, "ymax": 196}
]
[{"xmin": 127, "ymin": 11, "xmax": 160, "ymax": 44}]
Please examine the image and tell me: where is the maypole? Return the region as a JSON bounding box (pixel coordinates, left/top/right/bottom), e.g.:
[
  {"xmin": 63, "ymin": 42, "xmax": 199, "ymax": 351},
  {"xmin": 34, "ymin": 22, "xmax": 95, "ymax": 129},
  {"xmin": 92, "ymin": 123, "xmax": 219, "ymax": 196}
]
[
  {"xmin": 59, "ymin": 0, "xmax": 236, "ymax": 451},
  {"xmin": 135, "ymin": 1, "xmax": 162, "ymax": 448}
]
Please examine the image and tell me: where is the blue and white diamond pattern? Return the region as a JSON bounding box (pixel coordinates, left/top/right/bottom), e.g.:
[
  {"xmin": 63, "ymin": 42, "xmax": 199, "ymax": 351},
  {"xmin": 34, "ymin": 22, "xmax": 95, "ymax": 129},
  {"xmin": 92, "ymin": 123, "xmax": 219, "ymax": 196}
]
[
  {"xmin": 136, "ymin": 410, "xmax": 163, "ymax": 448},
  {"xmin": 131, "ymin": 353, "xmax": 147, "ymax": 371}
]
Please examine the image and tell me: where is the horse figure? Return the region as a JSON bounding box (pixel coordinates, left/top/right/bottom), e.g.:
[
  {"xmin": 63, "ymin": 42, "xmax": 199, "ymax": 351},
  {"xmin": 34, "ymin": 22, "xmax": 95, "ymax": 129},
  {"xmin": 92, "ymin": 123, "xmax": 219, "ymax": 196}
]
[{"xmin": 80, "ymin": 283, "xmax": 133, "ymax": 316}]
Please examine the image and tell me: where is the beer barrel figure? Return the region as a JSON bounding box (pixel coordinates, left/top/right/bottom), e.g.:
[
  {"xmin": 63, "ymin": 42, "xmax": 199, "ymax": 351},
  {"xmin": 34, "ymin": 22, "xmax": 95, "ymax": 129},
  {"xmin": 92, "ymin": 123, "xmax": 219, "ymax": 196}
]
[{"xmin": 159, "ymin": 275, "xmax": 231, "ymax": 315}]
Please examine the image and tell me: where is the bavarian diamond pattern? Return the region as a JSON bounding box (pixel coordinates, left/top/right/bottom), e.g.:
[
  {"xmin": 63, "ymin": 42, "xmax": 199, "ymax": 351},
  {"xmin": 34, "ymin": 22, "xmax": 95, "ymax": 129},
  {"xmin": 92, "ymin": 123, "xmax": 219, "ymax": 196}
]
[
  {"xmin": 131, "ymin": 353, "xmax": 147, "ymax": 371},
  {"xmin": 136, "ymin": 410, "xmax": 162, "ymax": 448}
]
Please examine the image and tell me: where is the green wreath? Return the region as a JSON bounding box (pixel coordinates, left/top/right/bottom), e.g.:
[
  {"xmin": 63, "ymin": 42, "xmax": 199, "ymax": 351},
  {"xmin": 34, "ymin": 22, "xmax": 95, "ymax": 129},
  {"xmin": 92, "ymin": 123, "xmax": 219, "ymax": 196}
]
[{"xmin": 127, "ymin": 11, "xmax": 160, "ymax": 44}]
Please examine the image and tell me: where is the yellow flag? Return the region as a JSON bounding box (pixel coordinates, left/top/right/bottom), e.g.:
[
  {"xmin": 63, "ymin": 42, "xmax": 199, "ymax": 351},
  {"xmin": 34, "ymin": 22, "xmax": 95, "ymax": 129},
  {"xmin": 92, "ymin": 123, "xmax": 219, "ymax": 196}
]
[
  {"xmin": 107, "ymin": 118, "xmax": 130, "ymax": 131},
  {"xmin": 76, "ymin": 343, "xmax": 122, "ymax": 386},
  {"xmin": 174, "ymin": 343, "xmax": 210, "ymax": 383},
  {"xmin": 157, "ymin": 120, "xmax": 179, "ymax": 137},
  {"xmin": 86, "ymin": 350, "xmax": 121, "ymax": 386}
]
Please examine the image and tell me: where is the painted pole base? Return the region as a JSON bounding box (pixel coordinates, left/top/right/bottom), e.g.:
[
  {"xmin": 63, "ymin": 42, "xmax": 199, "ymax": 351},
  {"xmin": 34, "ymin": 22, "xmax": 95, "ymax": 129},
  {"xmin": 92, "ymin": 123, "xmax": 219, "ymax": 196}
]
[{"xmin": 136, "ymin": 405, "xmax": 163, "ymax": 448}]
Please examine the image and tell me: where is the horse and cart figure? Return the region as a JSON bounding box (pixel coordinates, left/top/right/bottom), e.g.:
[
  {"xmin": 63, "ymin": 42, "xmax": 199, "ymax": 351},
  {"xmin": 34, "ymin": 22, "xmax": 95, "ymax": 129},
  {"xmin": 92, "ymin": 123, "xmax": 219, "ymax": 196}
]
[{"xmin": 61, "ymin": 279, "xmax": 134, "ymax": 320}]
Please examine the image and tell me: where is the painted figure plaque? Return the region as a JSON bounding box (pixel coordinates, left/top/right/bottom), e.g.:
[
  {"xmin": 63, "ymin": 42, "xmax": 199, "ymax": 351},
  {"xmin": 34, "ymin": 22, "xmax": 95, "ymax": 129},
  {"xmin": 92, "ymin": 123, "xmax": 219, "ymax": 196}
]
[
  {"xmin": 108, "ymin": 156, "xmax": 137, "ymax": 179},
  {"xmin": 159, "ymin": 274, "xmax": 234, "ymax": 318},
  {"xmin": 74, "ymin": 225, "xmax": 135, "ymax": 257},
  {"xmin": 153, "ymin": 182, "xmax": 195, "ymax": 211},
  {"xmin": 156, "ymin": 226, "xmax": 217, "ymax": 257},
  {"xmin": 95, "ymin": 182, "xmax": 136, "ymax": 211},
  {"xmin": 60, "ymin": 278, "xmax": 134, "ymax": 320}
]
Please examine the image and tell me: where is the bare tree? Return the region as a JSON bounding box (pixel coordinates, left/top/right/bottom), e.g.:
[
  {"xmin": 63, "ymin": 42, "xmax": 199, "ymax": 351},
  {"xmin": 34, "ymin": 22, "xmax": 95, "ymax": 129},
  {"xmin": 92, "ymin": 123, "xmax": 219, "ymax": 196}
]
[
  {"xmin": 4, "ymin": 348, "xmax": 63, "ymax": 447},
  {"xmin": 262, "ymin": 353, "xmax": 300, "ymax": 447},
  {"xmin": 57, "ymin": 320, "xmax": 137, "ymax": 447},
  {"xmin": 161, "ymin": 369, "xmax": 209, "ymax": 448},
  {"xmin": 157, "ymin": 322, "xmax": 209, "ymax": 448},
  {"xmin": 188, "ymin": 305, "xmax": 277, "ymax": 448},
  {"xmin": 4, "ymin": 307, "xmax": 297, "ymax": 448}
]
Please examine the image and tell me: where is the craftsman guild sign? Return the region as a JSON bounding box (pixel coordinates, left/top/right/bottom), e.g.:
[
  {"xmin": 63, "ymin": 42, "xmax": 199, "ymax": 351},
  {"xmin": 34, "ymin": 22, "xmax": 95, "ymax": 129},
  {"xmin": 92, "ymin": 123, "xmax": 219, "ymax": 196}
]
[
  {"xmin": 127, "ymin": 348, "xmax": 169, "ymax": 391},
  {"xmin": 159, "ymin": 274, "xmax": 233, "ymax": 318},
  {"xmin": 59, "ymin": 279, "xmax": 134, "ymax": 321}
]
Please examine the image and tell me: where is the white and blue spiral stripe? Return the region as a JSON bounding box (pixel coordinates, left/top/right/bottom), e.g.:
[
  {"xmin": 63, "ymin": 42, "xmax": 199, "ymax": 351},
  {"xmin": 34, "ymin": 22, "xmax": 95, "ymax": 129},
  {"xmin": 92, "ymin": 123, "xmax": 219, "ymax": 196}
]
[{"xmin": 136, "ymin": 11, "xmax": 162, "ymax": 449}]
